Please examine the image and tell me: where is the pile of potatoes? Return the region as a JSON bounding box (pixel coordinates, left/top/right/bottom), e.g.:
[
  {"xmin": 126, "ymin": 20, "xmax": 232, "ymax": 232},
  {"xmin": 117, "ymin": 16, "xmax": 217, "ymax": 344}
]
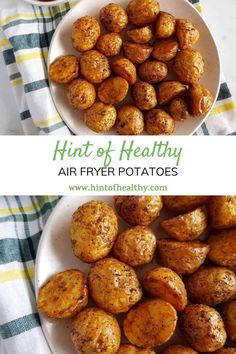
[
  {"xmin": 48, "ymin": 0, "xmax": 214, "ymax": 135},
  {"xmin": 37, "ymin": 195, "xmax": 236, "ymax": 353}
]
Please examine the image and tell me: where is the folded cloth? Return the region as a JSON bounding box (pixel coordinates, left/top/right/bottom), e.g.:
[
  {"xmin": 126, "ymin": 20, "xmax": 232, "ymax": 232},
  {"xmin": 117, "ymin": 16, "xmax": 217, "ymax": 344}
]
[{"xmin": 0, "ymin": 0, "xmax": 236, "ymax": 135}]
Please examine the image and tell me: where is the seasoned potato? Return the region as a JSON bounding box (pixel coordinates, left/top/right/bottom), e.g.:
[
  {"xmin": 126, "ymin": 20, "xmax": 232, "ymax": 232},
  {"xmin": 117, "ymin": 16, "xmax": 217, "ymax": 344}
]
[
  {"xmin": 67, "ymin": 79, "xmax": 96, "ymax": 110},
  {"xmin": 88, "ymin": 257, "xmax": 142, "ymax": 314},
  {"xmin": 127, "ymin": 25, "xmax": 153, "ymax": 44},
  {"xmin": 37, "ymin": 269, "xmax": 88, "ymax": 319},
  {"xmin": 48, "ymin": 55, "xmax": 79, "ymax": 84},
  {"xmin": 174, "ymin": 49, "xmax": 204, "ymax": 84},
  {"xmin": 118, "ymin": 344, "xmax": 155, "ymax": 354},
  {"xmin": 163, "ymin": 196, "xmax": 209, "ymax": 213},
  {"xmin": 186, "ymin": 266, "xmax": 236, "ymax": 306},
  {"xmin": 158, "ymin": 81, "xmax": 187, "ymax": 105},
  {"xmin": 116, "ymin": 105, "xmax": 144, "ymax": 135},
  {"xmin": 72, "ymin": 16, "xmax": 100, "ymax": 52},
  {"xmin": 162, "ymin": 344, "xmax": 198, "ymax": 354},
  {"xmin": 145, "ymin": 109, "xmax": 175, "ymax": 135},
  {"xmin": 126, "ymin": 0, "xmax": 160, "ymax": 26},
  {"xmin": 111, "ymin": 58, "xmax": 137, "ymax": 85},
  {"xmin": 207, "ymin": 228, "xmax": 236, "ymax": 266},
  {"xmin": 100, "ymin": 3, "xmax": 128, "ymax": 33},
  {"xmin": 132, "ymin": 82, "xmax": 157, "ymax": 110},
  {"xmin": 138, "ymin": 60, "xmax": 168, "ymax": 84},
  {"xmin": 160, "ymin": 206, "xmax": 208, "ymax": 241},
  {"xmin": 84, "ymin": 102, "xmax": 117, "ymax": 133},
  {"xmin": 142, "ymin": 267, "xmax": 187, "ymax": 311},
  {"xmin": 98, "ymin": 76, "xmax": 129, "ymax": 105},
  {"xmin": 80, "ymin": 50, "xmax": 110, "ymax": 84},
  {"xmin": 70, "ymin": 200, "xmax": 118, "ymax": 262},
  {"xmin": 96, "ymin": 33, "xmax": 122, "ymax": 57},
  {"xmin": 189, "ymin": 84, "xmax": 213, "ymax": 116},
  {"xmin": 213, "ymin": 349, "xmax": 236, "ymax": 354},
  {"xmin": 113, "ymin": 226, "xmax": 156, "ymax": 266},
  {"xmin": 123, "ymin": 41, "xmax": 153, "ymax": 64},
  {"xmin": 152, "ymin": 38, "xmax": 178, "ymax": 62},
  {"xmin": 71, "ymin": 307, "xmax": 121, "ymax": 354},
  {"xmin": 222, "ymin": 301, "xmax": 236, "ymax": 341},
  {"xmin": 176, "ymin": 19, "xmax": 200, "ymax": 50},
  {"xmin": 114, "ymin": 196, "xmax": 163, "ymax": 226},
  {"xmin": 169, "ymin": 98, "xmax": 190, "ymax": 121},
  {"xmin": 157, "ymin": 239, "xmax": 209, "ymax": 274},
  {"xmin": 181, "ymin": 304, "xmax": 227, "ymax": 353},
  {"xmin": 208, "ymin": 196, "xmax": 236, "ymax": 229},
  {"xmin": 123, "ymin": 299, "xmax": 177, "ymax": 347},
  {"xmin": 155, "ymin": 12, "xmax": 176, "ymax": 38}
]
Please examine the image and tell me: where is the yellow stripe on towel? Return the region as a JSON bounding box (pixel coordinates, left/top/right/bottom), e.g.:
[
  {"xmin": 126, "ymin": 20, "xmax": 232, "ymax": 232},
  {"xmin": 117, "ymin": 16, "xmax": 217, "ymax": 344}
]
[
  {"xmin": 210, "ymin": 102, "xmax": 236, "ymax": 116},
  {"xmin": 36, "ymin": 114, "xmax": 61, "ymax": 127},
  {"xmin": 0, "ymin": 267, "xmax": 35, "ymax": 283},
  {"xmin": 0, "ymin": 196, "xmax": 56, "ymax": 215},
  {"xmin": 16, "ymin": 51, "xmax": 48, "ymax": 64}
]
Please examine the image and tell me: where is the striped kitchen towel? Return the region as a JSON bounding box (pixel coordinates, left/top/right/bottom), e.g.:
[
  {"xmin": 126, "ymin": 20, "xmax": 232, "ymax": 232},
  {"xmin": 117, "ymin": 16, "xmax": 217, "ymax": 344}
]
[{"xmin": 0, "ymin": 0, "xmax": 236, "ymax": 135}]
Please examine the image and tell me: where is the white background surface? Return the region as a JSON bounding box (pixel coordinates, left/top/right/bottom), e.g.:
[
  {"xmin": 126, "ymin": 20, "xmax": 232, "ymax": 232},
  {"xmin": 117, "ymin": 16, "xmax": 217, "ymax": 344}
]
[{"xmin": 0, "ymin": 0, "xmax": 236, "ymax": 135}]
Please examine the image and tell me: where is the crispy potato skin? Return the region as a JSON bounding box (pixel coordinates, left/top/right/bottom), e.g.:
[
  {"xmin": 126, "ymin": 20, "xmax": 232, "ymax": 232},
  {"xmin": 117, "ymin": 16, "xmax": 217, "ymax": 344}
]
[
  {"xmin": 176, "ymin": 19, "xmax": 200, "ymax": 49},
  {"xmin": 186, "ymin": 266, "xmax": 236, "ymax": 306},
  {"xmin": 163, "ymin": 196, "xmax": 209, "ymax": 213},
  {"xmin": 118, "ymin": 344, "xmax": 155, "ymax": 354},
  {"xmin": 138, "ymin": 61, "xmax": 168, "ymax": 84},
  {"xmin": 160, "ymin": 206, "xmax": 208, "ymax": 241},
  {"xmin": 124, "ymin": 299, "xmax": 177, "ymax": 347},
  {"xmin": 132, "ymin": 82, "xmax": 157, "ymax": 110},
  {"xmin": 67, "ymin": 79, "xmax": 96, "ymax": 110},
  {"xmin": 84, "ymin": 102, "xmax": 117, "ymax": 133},
  {"xmin": 116, "ymin": 105, "xmax": 144, "ymax": 135},
  {"xmin": 157, "ymin": 239, "xmax": 209, "ymax": 274},
  {"xmin": 123, "ymin": 41, "xmax": 153, "ymax": 64},
  {"xmin": 127, "ymin": 26, "xmax": 153, "ymax": 44},
  {"xmin": 126, "ymin": 0, "xmax": 160, "ymax": 26},
  {"xmin": 113, "ymin": 226, "xmax": 156, "ymax": 266},
  {"xmin": 222, "ymin": 301, "xmax": 236, "ymax": 341},
  {"xmin": 98, "ymin": 76, "xmax": 129, "ymax": 105},
  {"xmin": 169, "ymin": 98, "xmax": 190, "ymax": 121},
  {"xmin": 155, "ymin": 11, "xmax": 176, "ymax": 38},
  {"xmin": 72, "ymin": 16, "xmax": 100, "ymax": 52},
  {"xmin": 142, "ymin": 267, "xmax": 187, "ymax": 311},
  {"xmin": 207, "ymin": 228, "xmax": 236, "ymax": 266},
  {"xmin": 158, "ymin": 81, "xmax": 187, "ymax": 105},
  {"xmin": 100, "ymin": 3, "xmax": 128, "ymax": 33},
  {"xmin": 71, "ymin": 308, "xmax": 121, "ymax": 354},
  {"xmin": 114, "ymin": 196, "xmax": 163, "ymax": 226},
  {"xmin": 80, "ymin": 50, "xmax": 110, "ymax": 84},
  {"xmin": 48, "ymin": 55, "xmax": 79, "ymax": 84},
  {"xmin": 161, "ymin": 344, "xmax": 198, "ymax": 354},
  {"xmin": 111, "ymin": 58, "xmax": 137, "ymax": 85},
  {"xmin": 208, "ymin": 196, "xmax": 236, "ymax": 229},
  {"xmin": 96, "ymin": 33, "xmax": 122, "ymax": 57},
  {"xmin": 181, "ymin": 304, "xmax": 227, "ymax": 353},
  {"xmin": 189, "ymin": 84, "xmax": 213, "ymax": 116},
  {"xmin": 70, "ymin": 200, "xmax": 118, "ymax": 262},
  {"xmin": 174, "ymin": 49, "xmax": 204, "ymax": 84},
  {"xmin": 152, "ymin": 38, "xmax": 178, "ymax": 62},
  {"xmin": 37, "ymin": 269, "xmax": 88, "ymax": 319},
  {"xmin": 145, "ymin": 109, "xmax": 175, "ymax": 135},
  {"xmin": 88, "ymin": 257, "xmax": 142, "ymax": 314},
  {"xmin": 213, "ymin": 349, "xmax": 236, "ymax": 354}
]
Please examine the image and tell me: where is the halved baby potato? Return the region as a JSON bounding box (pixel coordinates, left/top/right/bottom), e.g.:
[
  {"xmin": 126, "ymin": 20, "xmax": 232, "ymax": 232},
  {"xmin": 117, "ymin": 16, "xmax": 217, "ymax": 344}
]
[
  {"xmin": 123, "ymin": 41, "xmax": 153, "ymax": 64},
  {"xmin": 152, "ymin": 38, "xmax": 178, "ymax": 62},
  {"xmin": 176, "ymin": 19, "xmax": 200, "ymax": 49},
  {"xmin": 161, "ymin": 344, "xmax": 198, "ymax": 354},
  {"xmin": 48, "ymin": 55, "xmax": 79, "ymax": 84},
  {"xmin": 98, "ymin": 76, "xmax": 129, "ymax": 105},
  {"xmin": 72, "ymin": 16, "xmax": 100, "ymax": 52},
  {"xmin": 127, "ymin": 25, "xmax": 153, "ymax": 44},
  {"xmin": 189, "ymin": 84, "xmax": 213, "ymax": 116},
  {"xmin": 111, "ymin": 58, "xmax": 137, "ymax": 85},
  {"xmin": 163, "ymin": 196, "xmax": 209, "ymax": 213},
  {"xmin": 208, "ymin": 196, "xmax": 236, "ymax": 229},
  {"xmin": 157, "ymin": 81, "xmax": 187, "ymax": 105},
  {"xmin": 118, "ymin": 344, "xmax": 155, "ymax": 354},
  {"xmin": 155, "ymin": 11, "xmax": 176, "ymax": 38},
  {"xmin": 222, "ymin": 300, "xmax": 236, "ymax": 342},
  {"xmin": 207, "ymin": 228, "xmax": 236, "ymax": 266},
  {"xmin": 213, "ymin": 349, "xmax": 236, "ymax": 354},
  {"xmin": 126, "ymin": 0, "xmax": 160, "ymax": 26}
]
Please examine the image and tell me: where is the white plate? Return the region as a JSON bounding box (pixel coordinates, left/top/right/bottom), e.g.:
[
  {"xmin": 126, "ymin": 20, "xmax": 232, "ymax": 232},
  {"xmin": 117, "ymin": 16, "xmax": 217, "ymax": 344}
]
[{"xmin": 48, "ymin": 0, "xmax": 221, "ymax": 135}]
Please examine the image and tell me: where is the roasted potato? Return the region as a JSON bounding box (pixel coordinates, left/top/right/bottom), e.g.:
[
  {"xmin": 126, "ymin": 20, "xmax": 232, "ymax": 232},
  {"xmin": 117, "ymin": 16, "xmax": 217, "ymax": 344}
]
[
  {"xmin": 116, "ymin": 104, "xmax": 144, "ymax": 135},
  {"xmin": 213, "ymin": 349, "xmax": 236, "ymax": 354},
  {"xmin": 98, "ymin": 76, "xmax": 129, "ymax": 105},
  {"xmin": 155, "ymin": 11, "xmax": 176, "ymax": 38},
  {"xmin": 181, "ymin": 304, "xmax": 227, "ymax": 353},
  {"xmin": 123, "ymin": 41, "xmax": 153, "ymax": 64},
  {"xmin": 152, "ymin": 38, "xmax": 178, "ymax": 62},
  {"xmin": 208, "ymin": 196, "xmax": 236, "ymax": 229},
  {"xmin": 145, "ymin": 109, "xmax": 175, "ymax": 135},
  {"xmin": 169, "ymin": 98, "xmax": 190, "ymax": 121},
  {"xmin": 132, "ymin": 82, "xmax": 157, "ymax": 110},
  {"xmin": 99, "ymin": 3, "xmax": 128, "ymax": 33},
  {"xmin": 127, "ymin": 25, "xmax": 153, "ymax": 44},
  {"xmin": 114, "ymin": 196, "xmax": 163, "ymax": 226},
  {"xmin": 80, "ymin": 50, "xmax": 110, "ymax": 84},
  {"xmin": 88, "ymin": 257, "xmax": 142, "ymax": 314},
  {"xmin": 222, "ymin": 301, "xmax": 236, "ymax": 341},
  {"xmin": 96, "ymin": 33, "xmax": 122, "ymax": 57},
  {"xmin": 37, "ymin": 269, "xmax": 88, "ymax": 319},
  {"xmin": 126, "ymin": 0, "xmax": 160, "ymax": 26},
  {"xmin": 67, "ymin": 79, "xmax": 96, "ymax": 110},
  {"xmin": 138, "ymin": 60, "xmax": 168, "ymax": 84},
  {"xmin": 48, "ymin": 55, "xmax": 79, "ymax": 84},
  {"xmin": 160, "ymin": 206, "xmax": 208, "ymax": 241},
  {"xmin": 111, "ymin": 58, "xmax": 137, "ymax": 85},
  {"xmin": 124, "ymin": 299, "xmax": 177, "ymax": 347},
  {"xmin": 142, "ymin": 267, "xmax": 187, "ymax": 311},
  {"xmin": 207, "ymin": 228, "xmax": 236, "ymax": 266},
  {"xmin": 176, "ymin": 19, "xmax": 200, "ymax": 50},
  {"xmin": 174, "ymin": 49, "xmax": 204, "ymax": 84},
  {"xmin": 72, "ymin": 16, "xmax": 100, "ymax": 52},
  {"xmin": 163, "ymin": 196, "xmax": 209, "ymax": 213},
  {"xmin": 161, "ymin": 344, "xmax": 198, "ymax": 354},
  {"xmin": 157, "ymin": 239, "xmax": 209, "ymax": 274},
  {"xmin": 186, "ymin": 266, "xmax": 236, "ymax": 306},
  {"xmin": 118, "ymin": 344, "xmax": 155, "ymax": 354},
  {"xmin": 70, "ymin": 200, "xmax": 118, "ymax": 262},
  {"xmin": 189, "ymin": 84, "xmax": 213, "ymax": 116},
  {"xmin": 71, "ymin": 307, "xmax": 121, "ymax": 354},
  {"xmin": 84, "ymin": 102, "xmax": 117, "ymax": 133},
  {"xmin": 113, "ymin": 225, "xmax": 156, "ymax": 266},
  {"xmin": 158, "ymin": 81, "xmax": 187, "ymax": 105}
]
